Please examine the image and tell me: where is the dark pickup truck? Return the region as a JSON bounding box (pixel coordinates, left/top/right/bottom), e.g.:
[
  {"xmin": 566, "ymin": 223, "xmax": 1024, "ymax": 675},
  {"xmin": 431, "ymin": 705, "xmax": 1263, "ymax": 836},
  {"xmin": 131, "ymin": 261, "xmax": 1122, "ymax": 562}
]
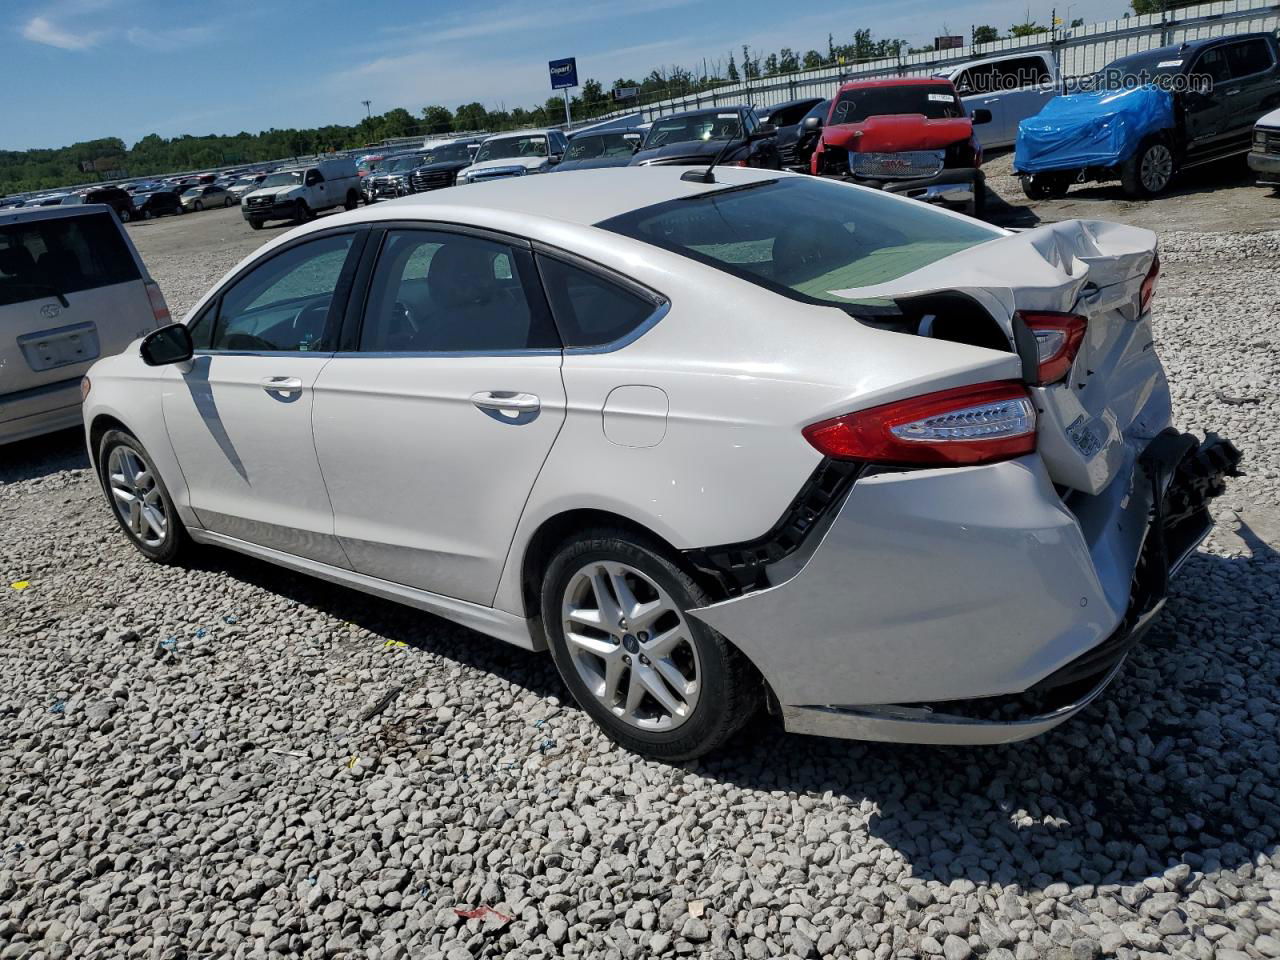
[{"xmin": 1016, "ymin": 33, "xmax": 1280, "ymax": 198}]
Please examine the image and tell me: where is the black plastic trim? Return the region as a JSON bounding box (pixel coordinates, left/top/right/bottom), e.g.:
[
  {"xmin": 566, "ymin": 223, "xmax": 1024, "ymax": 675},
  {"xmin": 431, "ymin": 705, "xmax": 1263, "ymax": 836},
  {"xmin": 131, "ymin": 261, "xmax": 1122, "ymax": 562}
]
[{"xmin": 684, "ymin": 458, "xmax": 863, "ymax": 597}]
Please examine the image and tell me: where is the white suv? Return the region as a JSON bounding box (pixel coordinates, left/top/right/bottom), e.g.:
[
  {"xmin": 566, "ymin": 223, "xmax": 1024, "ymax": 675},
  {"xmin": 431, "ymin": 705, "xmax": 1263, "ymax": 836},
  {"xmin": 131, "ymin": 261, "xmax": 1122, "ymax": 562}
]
[
  {"xmin": 242, "ymin": 157, "xmax": 360, "ymax": 229},
  {"xmin": 1, "ymin": 204, "xmax": 169, "ymax": 445},
  {"xmin": 457, "ymin": 129, "xmax": 569, "ymax": 184}
]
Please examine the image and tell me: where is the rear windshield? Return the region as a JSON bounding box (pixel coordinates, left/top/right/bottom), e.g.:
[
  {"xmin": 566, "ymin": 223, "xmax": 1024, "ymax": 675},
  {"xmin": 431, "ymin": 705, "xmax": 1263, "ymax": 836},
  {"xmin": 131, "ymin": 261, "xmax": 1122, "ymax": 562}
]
[
  {"xmin": 644, "ymin": 112, "xmax": 742, "ymax": 148},
  {"xmin": 0, "ymin": 211, "xmax": 140, "ymax": 308},
  {"xmin": 597, "ymin": 176, "xmax": 999, "ymax": 306},
  {"xmin": 832, "ymin": 85, "xmax": 963, "ymax": 123},
  {"xmin": 566, "ymin": 133, "xmax": 641, "ymax": 161}
]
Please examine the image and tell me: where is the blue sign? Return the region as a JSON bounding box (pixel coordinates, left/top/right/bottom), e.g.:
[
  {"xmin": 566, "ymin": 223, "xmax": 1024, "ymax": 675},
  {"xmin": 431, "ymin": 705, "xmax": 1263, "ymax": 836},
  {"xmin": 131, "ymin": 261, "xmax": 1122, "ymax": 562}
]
[{"xmin": 549, "ymin": 57, "xmax": 578, "ymax": 90}]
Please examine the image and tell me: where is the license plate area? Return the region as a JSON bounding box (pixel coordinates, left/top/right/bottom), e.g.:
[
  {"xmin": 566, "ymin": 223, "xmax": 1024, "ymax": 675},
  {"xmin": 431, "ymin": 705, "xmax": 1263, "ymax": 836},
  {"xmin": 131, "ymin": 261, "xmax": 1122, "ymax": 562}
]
[{"xmin": 17, "ymin": 320, "xmax": 100, "ymax": 372}]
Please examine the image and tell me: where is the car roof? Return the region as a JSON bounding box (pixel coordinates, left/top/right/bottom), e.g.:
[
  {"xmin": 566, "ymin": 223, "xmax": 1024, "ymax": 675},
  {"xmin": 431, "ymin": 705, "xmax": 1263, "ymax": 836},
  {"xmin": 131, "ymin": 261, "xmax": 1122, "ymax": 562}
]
[
  {"xmin": 308, "ymin": 165, "xmax": 784, "ymax": 235},
  {"xmin": 1106, "ymin": 32, "xmax": 1272, "ymax": 68},
  {"xmin": 838, "ymin": 76, "xmax": 956, "ymax": 91},
  {"xmin": 0, "ymin": 202, "xmax": 115, "ymax": 226},
  {"xmin": 656, "ymin": 105, "xmax": 749, "ymax": 120},
  {"xmin": 484, "ymin": 128, "xmax": 557, "ymax": 140}
]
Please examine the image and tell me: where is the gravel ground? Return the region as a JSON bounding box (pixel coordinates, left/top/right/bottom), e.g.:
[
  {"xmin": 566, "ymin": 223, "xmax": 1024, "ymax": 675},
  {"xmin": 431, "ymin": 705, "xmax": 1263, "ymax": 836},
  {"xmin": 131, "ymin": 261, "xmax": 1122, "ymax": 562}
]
[{"xmin": 2, "ymin": 181, "xmax": 1279, "ymax": 960}]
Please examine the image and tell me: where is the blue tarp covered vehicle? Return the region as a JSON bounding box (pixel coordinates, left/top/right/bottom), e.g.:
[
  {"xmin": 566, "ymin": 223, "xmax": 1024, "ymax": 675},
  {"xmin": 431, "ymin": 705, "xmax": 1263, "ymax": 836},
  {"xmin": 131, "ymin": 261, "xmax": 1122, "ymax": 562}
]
[{"xmin": 1015, "ymin": 85, "xmax": 1175, "ymax": 175}]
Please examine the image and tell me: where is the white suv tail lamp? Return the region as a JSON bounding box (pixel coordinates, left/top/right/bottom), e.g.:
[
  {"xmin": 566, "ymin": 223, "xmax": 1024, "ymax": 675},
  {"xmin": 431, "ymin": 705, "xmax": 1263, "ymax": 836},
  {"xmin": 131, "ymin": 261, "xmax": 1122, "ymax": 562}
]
[
  {"xmin": 803, "ymin": 381, "xmax": 1037, "ymax": 466},
  {"xmin": 145, "ymin": 281, "xmax": 171, "ymax": 327}
]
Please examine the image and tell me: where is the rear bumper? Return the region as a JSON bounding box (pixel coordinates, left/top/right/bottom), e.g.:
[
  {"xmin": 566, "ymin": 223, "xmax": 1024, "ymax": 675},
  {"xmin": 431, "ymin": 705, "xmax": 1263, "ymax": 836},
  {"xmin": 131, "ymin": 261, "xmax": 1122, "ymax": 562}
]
[
  {"xmin": 0, "ymin": 380, "xmax": 83, "ymax": 445},
  {"xmin": 1248, "ymin": 150, "xmax": 1280, "ymax": 182},
  {"xmin": 690, "ymin": 432, "xmax": 1239, "ymax": 745}
]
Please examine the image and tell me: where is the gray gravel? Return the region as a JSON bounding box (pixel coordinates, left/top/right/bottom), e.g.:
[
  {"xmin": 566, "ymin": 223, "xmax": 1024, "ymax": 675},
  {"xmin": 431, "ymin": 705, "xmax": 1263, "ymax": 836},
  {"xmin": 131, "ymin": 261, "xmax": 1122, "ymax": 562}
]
[{"xmin": 1, "ymin": 203, "xmax": 1279, "ymax": 960}]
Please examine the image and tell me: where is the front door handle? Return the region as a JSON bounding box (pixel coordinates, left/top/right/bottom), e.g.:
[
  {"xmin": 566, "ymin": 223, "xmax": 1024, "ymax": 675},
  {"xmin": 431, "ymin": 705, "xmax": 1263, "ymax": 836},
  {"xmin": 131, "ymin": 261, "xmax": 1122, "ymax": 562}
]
[
  {"xmin": 261, "ymin": 376, "xmax": 304, "ymax": 393},
  {"xmin": 471, "ymin": 391, "xmax": 540, "ymax": 415}
]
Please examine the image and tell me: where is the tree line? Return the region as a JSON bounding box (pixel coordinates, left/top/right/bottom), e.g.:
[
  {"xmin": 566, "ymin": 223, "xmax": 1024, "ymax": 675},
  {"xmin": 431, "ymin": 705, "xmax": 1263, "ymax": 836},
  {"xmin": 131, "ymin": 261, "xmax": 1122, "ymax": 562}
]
[{"xmin": 4, "ymin": 20, "xmax": 1074, "ymax": 195}]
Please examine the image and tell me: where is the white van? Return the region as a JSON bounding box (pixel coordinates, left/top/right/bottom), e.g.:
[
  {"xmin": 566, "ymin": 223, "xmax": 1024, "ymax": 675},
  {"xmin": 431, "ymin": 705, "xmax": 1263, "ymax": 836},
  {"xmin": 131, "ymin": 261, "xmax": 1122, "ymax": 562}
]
[
  {"xmin": 241, "ymin": 157, "xmax": 360, "ymax": 229},
  {"xmin": 1, "ymin": 204, "xmax": 170, "ymax": 445}
]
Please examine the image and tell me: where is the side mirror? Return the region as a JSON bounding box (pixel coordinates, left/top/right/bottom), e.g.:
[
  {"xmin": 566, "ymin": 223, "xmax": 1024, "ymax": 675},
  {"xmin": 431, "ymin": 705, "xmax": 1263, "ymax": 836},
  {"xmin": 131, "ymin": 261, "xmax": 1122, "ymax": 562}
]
[
  {"xmin": 548, "ymin": 153, "xmax": 563, "ymax": 164},
  {"xmin": 971, "ymin": 108, "xmax": 993, "ymax": 125},
  {"xmin": 750, "ymin": 122, "xmax": 778, "ymax": 141},
  {"xmin": 140, "ymin": 323, "xmax": 193, "ymax": 366},
  {"xmin": 802, "ymin": 115, "xmax": 824, "ymax": 132}
]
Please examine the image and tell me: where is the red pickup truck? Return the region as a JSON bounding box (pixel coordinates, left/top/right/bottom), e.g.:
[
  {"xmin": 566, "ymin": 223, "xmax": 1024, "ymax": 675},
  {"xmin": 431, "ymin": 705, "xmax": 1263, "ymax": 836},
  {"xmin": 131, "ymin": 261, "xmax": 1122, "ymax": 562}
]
[{"xmin": 804, "ymin": 76, "xmax": 992, "ymax": 217}]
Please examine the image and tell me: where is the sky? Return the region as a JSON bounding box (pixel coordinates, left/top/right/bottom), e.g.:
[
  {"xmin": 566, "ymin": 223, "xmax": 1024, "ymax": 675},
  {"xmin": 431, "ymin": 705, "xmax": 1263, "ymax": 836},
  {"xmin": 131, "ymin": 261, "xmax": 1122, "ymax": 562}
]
[{"xmin": 2, "ymin": 0, "xmax": 1121, "ymax": 151}]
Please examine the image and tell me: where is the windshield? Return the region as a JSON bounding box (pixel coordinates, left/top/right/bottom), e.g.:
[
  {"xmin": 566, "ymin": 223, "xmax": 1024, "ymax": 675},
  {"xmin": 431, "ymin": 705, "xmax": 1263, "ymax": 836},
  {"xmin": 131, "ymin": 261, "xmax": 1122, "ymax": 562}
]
[
  {"xmin": 474, "ymin": 135, "xmax": 548, "ymax": 162},
  {"xmin": 260, "ymin": 172, "xmax": 301, "ymax": 188},
  {"xmin": 565, "ymin": 133, "xmax": 640, "ymax": 161},
  {"xmin": 357, "ymin": 158, "xmax": 381, "ymax": 174},
  {"xmin": 598, "ymin": 177, "xmax": 999, "ymax": 306},
  {"xmin": 421, "ymin": 143, "xmax": 472, "ymax": 164},
  {"xmin": 644, "ymin": 112, "xmax": 742, "ymax": 148},
  {"xmin": 831, "ymin": 85, "xmax": 963, "ymax": 124}
]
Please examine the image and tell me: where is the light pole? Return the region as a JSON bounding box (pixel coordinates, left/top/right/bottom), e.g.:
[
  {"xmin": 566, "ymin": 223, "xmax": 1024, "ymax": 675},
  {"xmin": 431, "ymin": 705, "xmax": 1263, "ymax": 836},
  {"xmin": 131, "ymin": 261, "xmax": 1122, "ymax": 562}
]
[{"xmin": 361, "ymin": 100, "xmax": 372, "ymax": 120}]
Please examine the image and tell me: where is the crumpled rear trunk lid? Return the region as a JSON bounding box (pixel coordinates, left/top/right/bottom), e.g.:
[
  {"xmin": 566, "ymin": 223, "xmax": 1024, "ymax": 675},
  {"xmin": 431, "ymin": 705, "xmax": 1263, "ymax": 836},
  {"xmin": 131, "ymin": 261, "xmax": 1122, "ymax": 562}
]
[{"xmin": 832, "ymin": 218, "xmax": 1168, "ymax": 494}]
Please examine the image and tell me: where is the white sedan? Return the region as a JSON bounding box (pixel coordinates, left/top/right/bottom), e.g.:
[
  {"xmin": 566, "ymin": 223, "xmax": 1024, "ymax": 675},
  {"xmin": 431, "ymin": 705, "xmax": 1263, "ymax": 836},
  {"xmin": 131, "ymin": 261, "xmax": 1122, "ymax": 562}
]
[{"xmin": 81, "ymin": 167, "xmax": 1237, "ymax": 759}]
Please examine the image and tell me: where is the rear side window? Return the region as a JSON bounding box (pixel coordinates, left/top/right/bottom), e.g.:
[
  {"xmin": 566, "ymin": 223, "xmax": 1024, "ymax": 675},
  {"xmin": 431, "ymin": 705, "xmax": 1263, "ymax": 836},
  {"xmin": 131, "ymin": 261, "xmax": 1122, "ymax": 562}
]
[
  {"xmin": 598, "ymin": 177, "xmax": 999, "ymax": 307},
  {"xmin": 0, "ymin": 212, "xmax": 140, "ymax": 307},
  {"xmin": 1226, "ymin": 39, "xmax": 1273, "ymax": 78},
  {"xmin": 537, "ymin": 256, "xmax": 662, "ymax": 348},
  {"xmin": 357, "ymin": 229, "xmax": 558, "ymax": 353}
]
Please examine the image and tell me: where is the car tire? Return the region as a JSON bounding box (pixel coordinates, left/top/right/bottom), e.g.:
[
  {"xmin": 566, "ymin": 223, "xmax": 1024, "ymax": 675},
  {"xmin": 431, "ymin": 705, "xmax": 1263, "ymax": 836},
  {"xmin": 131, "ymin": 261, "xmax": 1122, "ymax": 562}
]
[
  {"xmin": 176, "ymin": 204, "xmax": 184, "ymax": 215},
  {"xmin": 119, "ymin": 207, "xmax": 132, "ymax": 223},
  {"xmin": 1020, "ymin": 172, "xmax": 1071, "ymax": 200},
  {"xmin": 344, "ymin": 190, "xmax": 358, "ymax": 210},
  {"xmin": 968, "ymin": 182, "xmax": 987, "ymax": 219},
  {"xmin": 97, "ymin": 429, "xmax": 189, "ymax": 565},
  {"xmin": 540, "ymin": 527, "xmax": 760, "ymax": 760},
  {"xmin": 194, "ymin": 200, "xmax": 203, "ymax": 211},
  {"xmin": 248, "ymin": 219, "xmax": 263, "ymax": 230},
  {"xmin": 295, "ymin": 200, "xmax": 313, "ymax": 222},
  {"xmin": 1121, "ymin": 138, "xmax": 1175, "ymax": 198},
  {"xmin": 224, "ymin": 197, "xmax": 233, "ymax": 207}
]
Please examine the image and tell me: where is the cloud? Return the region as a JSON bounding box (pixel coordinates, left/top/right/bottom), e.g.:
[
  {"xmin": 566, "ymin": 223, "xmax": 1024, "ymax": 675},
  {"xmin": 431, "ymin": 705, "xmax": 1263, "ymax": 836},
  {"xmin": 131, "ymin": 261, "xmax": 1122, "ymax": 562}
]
[
  {"xmin": 126, "ymin": 25, "xmax": 215, "ymax": 51},
  {"xmin": 21, "ymin": 15, "xmax": 102, "ymax": 50}
]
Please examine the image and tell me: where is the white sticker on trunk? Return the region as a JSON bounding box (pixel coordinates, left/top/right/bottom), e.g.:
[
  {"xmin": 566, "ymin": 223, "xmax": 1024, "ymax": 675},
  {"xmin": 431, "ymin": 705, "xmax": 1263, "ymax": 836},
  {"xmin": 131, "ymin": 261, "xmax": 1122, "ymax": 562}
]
[
  {"xmin": 928, "ymin": 93, "xmax": 954, "ymax": 102},
  {"xmin": 1156, "ymin": 59, "xmax": 1183, "ymax": 67}
]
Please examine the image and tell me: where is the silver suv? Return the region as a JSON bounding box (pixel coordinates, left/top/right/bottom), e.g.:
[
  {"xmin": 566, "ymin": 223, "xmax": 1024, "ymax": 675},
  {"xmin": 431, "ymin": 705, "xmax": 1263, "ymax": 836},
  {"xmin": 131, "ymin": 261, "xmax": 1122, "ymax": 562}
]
[{"xmin": 1, "ymin": 204, "xmax": 169, "ymax": 445}]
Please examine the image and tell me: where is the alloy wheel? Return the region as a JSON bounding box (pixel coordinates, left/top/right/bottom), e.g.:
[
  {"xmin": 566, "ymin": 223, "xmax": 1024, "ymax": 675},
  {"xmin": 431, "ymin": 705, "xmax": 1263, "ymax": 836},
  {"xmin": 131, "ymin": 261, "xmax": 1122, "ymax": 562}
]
[
  {"xmin": 560, "ymin": 561, "xmax": 701, "ymax": 731},
  {"xmin": 1140, "ymin": 144, "xmax": 1173, "ymax": 193},
  {"xmin": 107, "ymin": 445, "xmax": 167, "ymax": 547}
]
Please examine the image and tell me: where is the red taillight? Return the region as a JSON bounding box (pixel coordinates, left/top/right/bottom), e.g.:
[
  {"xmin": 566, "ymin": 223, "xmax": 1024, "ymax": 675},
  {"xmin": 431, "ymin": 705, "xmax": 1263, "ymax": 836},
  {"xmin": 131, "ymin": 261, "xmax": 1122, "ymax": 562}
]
[
  {"xmin": 1019, "ymin": 311, "xmax": 1087, "ymax": 386},
  {"xmin": 802, "ymin": 380, "xmax": 1037, "ymax": 467},
  {"xmin": 144, "ymin": 281, "xmax": 171, "ymax": 327},
  {"xmin": 1139, "ymin": 252, "xmax": 1159, "ymax": 314}
]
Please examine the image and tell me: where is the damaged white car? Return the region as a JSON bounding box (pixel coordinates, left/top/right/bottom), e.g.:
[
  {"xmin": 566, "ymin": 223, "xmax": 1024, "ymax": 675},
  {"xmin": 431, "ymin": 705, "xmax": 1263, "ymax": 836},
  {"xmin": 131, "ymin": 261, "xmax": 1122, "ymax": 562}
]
[{"xmin": 82, "ymin": 167, "xmax": 1238, "ymax": 759}]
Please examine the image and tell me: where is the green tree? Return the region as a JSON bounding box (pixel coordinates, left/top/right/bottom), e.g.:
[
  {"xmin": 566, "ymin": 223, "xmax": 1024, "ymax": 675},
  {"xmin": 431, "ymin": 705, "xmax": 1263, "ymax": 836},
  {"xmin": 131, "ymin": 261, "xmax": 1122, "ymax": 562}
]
[
  {"xmin": 802, "ymin": 49, "xmax": 823, "ymax": 69},
  {"xmin": 763, "ymin": 53, "xmax": 779, "ymax": 75},
  {"xmin": 779, "ymin": 48, "xmax": 799, "ymax": 72},
  {"xmin": 973, "ymin": 24, "xmax": 1001, "ymax": 43},
  {"xmin": 421, "ymin": 105, "xmax": 453, "ymax": 134},
  {"xmin": 726, "ymin": 52, "xmax": 739, "ymax": 82},
  {"xmin": 1009, "ymin": 20, "xmax": 1047, "ymax": 36},
  {"xmin": 453, "ymin": 102, "xmax": 489, "ymax": 132}
]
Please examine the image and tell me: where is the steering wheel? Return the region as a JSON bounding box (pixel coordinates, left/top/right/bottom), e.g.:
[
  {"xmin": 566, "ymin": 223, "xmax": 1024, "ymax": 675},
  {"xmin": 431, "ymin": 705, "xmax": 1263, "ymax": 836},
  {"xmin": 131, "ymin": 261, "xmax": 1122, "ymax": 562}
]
[{"xmin": 295, "ymin": 299, "xmax": 330, "ymax": 333}]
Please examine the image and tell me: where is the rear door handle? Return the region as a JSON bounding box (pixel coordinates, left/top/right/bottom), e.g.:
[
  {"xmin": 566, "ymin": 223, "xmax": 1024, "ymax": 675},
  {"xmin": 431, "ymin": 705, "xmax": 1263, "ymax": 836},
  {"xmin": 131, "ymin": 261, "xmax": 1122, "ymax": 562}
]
[
  {"xmin": 471, "ymin": 391, "xmax": 540, "ymax": 414},
  {"xmin": 261, "ymin": 376, "xmax": 304, "ymax": 392}
]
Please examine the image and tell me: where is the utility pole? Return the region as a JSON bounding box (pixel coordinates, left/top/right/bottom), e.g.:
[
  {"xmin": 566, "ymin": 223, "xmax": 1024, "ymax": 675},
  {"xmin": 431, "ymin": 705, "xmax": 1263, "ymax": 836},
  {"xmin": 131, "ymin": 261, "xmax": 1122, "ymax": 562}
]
[
  {"xmin": 563, "ymin": 88, "xmax": 571, "ymax": 130},
  {"xmin": 361, "ymin": 100, "xmax": 372, "ymax": 120}
]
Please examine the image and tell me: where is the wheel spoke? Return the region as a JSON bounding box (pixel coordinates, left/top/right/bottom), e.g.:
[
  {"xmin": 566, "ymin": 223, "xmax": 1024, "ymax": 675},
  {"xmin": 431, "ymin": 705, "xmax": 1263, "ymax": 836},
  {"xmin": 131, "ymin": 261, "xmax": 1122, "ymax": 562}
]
[
  {"xmin": 653, "ymin": 656, "xmax": 693, "ymax": 697},
  {"xmin": 110, "ymin": 483, "xmax": 136, "ymax": 506},
  {"xmin": 565, "ymin": 630, "xmax": 616, "ymax": 658},
  {"xmin": 608, "ymin": 567, "xmax": 640, "ymax": 620},
  {"xmin": 643, "ymin": 625, "xmax": 684, "ymax": 659},
  {"xmin": 602, "ymin": 655, "xmax": 626, "ymax": 705},
  {"xmin": 141, "ymin": 504, "xmax": 165, "ymax": 538},
  {"xmin": 566, "ymin": 606, "xmax": 606, "ymax": 631},
  {"xmin": 143, "ymin": 487, "xmax": 162, "ymax": 507},
  {"xmin": 629, "ymin": 598, "xmax": 666, "ymax": 631},
  {"xmin": 624, "ymin": 668, "xmax": 646, "ymax": 714},
  {"xmin": 128, "ymin": 500, "xmax": 143, "ymax": 535},
  {"xmin": 589, "ymin": 568, "xmax": 623, "ymax": 631},
  {"xmin": 638, "ymin": 664, "xmax": 685, "ymax": 716}
]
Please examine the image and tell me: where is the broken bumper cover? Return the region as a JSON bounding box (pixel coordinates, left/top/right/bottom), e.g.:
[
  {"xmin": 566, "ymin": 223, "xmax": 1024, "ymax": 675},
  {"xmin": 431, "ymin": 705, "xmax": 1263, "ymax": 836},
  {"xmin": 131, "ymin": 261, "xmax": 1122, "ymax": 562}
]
[
  {"xmin": 689, "ymin": 433, "xmax": 1240, "ymax": 745},
  {"xmin": 873, "ymin": 168, "xmax": 983, "ymax": 206}
]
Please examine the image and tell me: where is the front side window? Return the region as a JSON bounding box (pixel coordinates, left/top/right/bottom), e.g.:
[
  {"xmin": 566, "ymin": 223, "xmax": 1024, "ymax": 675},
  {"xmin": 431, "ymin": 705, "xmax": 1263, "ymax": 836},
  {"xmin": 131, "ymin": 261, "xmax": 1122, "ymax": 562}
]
[
  {"xmin": 357, "ymin": 230, "xmax": 557, "ymax": 353},
  {"xmin": 192, "ymin": 233, "xmax": 354, "ymax": 351},
  {"xmin": 993, "ymin": 56, "xmax": 1050, "ymax": 89},
  {"xmin": 832, "ymin": 85, "xmax": 963, "ymax": 123},
  {"xmin": 0, "ymin": 211, "xmax": 140, "ymax": 307},
  {"xmin": 538, "ymin": 256, "xmax": 662, "ymax": 348},
  {"xmin": 598, "ymin": 177, "xmax": 999, "ymax": 306}
]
